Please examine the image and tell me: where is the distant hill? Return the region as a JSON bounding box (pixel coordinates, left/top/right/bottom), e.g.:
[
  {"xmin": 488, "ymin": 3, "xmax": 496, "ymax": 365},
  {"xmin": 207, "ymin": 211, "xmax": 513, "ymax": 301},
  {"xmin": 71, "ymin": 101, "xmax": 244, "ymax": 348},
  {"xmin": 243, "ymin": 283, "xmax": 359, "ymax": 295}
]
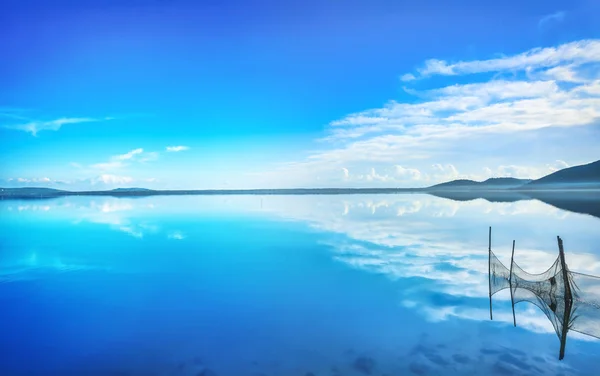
[
  {"xmin": 429, "ymin": 179, "xmax": 479, "ymax": 188},
  {"xmin": 0, "ymin": 187, "xmax": 67, "ymax": 198},
  {"xmin": 521, "ymin": 160, "xmax": 600, "ymax": 189},
  {"xmin": 482, "ymin": 177, "xmax": 533, "ymax": 186},
  {"xmin": 0, "ymin": 187, "xmax": 419, "ymax": 199},
  {"xmin": 110, "ymin": 188, "xmax": 154, "ymax": 192},
  {"xmin": 428, "ymin": 160, "xmax": 600, "ymax": 191},
  {"xmin": 427, "ymin": 177, "xmax": 532, "ymax": 190}
]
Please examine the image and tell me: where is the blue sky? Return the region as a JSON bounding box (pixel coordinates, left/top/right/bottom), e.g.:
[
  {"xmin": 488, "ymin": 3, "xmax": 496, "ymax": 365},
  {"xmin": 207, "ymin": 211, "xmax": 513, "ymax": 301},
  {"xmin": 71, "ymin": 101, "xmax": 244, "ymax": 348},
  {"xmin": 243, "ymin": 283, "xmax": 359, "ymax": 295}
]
[{"xmin": 1, "ymin": 0, "xmax": 599, "ymax": 190}]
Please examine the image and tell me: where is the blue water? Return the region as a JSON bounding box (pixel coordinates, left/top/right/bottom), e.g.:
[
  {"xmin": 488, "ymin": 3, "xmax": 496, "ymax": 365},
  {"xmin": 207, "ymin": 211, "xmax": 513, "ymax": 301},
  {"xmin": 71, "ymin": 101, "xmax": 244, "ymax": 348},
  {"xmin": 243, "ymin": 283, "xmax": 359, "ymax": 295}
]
[{"xmin": 1, "ymin": 194, "xmax": 599, "ymax": 375}]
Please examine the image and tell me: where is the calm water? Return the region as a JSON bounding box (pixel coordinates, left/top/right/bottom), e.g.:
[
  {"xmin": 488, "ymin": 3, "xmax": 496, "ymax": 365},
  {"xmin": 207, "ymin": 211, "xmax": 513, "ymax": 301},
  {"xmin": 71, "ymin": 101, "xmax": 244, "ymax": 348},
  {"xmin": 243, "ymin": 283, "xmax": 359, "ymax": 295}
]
[{"xmin": 1, "ymin": 194, "xmax": 599, "ymax": 376}]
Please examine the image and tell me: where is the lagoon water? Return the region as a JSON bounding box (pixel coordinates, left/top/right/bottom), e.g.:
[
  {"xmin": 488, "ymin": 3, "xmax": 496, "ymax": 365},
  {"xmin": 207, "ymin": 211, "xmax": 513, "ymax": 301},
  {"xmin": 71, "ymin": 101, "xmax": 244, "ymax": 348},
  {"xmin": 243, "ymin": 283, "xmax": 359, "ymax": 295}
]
[{"xmin": 1, "ymin": 194, "xmax": 599, "ymax": 375}]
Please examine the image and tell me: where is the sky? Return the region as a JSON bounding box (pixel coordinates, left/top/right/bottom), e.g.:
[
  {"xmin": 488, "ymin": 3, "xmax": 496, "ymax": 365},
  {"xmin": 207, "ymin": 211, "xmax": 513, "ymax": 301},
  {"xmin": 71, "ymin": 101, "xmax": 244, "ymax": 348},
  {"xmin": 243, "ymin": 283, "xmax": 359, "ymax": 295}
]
[{"xmin": 1, "ymin": 0, "xmax": 599, "ymax": 190}]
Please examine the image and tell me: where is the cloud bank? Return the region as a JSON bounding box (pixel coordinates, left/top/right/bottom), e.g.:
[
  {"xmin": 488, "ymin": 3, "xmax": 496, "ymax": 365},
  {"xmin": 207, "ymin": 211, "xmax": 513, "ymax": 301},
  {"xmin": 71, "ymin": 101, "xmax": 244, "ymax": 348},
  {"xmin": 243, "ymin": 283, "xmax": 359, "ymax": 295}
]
[{"xmin": 251, "ymin": 39, "xmax": 600, "ymax": 189}]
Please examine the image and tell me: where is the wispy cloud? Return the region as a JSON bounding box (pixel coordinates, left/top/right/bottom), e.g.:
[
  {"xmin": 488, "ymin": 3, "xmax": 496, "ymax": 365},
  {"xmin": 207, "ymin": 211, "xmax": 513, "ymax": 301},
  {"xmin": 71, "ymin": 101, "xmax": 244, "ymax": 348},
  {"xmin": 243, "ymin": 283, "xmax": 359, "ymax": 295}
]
[
  {"xmin": 138, "ymin": 151, "xmax": 159, "ymax": 163},
  {"xmin": 88, "ymin": 148, "xmax": 159, "ymax": 171},
  {"xmin": 538, "ymin": 11, "xmax": 566, "ymax": 30},
  {"xmin": 90, "ymin": 161, "xmax": 126, "ymax": 170},
  {"xmin": 2, "ymin": 116, "xmax": 113, "ymax": 136},
  {"xmin": 166, "ymin": 145, "xmax": 190, "ymax": 152},
  {"xmin": 0, "ymin": 107, "xmax": 32, "ymax": 122},
  {"xmin": 12, "ymin": 177, "xmax": 53, "ymax": 184},
  {"xmin": 406, "ymin": 39, "xmax": 598, "ymax": 79},
  {"xmin": 399, "ymin": 73, "xmax": 416, "ymax": 82},
  {"xmin": 168, "ymin": 231, "xmax": 186, "ymax": 240},
  {"xmin": 115, "ymin": 148, "xmax": 143, "ymax": 161},
  {"xmin": 0, "ymin": 177, "xmax": 74, "ymax": 188}
]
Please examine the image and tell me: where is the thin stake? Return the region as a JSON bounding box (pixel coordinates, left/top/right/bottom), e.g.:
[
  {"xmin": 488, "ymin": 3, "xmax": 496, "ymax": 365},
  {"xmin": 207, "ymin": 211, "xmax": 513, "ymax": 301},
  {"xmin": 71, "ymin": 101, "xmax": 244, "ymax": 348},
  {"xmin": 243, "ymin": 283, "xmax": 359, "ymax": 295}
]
[
  {"xmin": 558, "ymin": 236, "xmax": 572, "ymax": 361},
  {"xmin": 488, "ymin": 226, "xmax": 493, "ymax": 321},
  {"xmin": 509, "ymin": 240, "xmax": 516, "ymax": 327}
]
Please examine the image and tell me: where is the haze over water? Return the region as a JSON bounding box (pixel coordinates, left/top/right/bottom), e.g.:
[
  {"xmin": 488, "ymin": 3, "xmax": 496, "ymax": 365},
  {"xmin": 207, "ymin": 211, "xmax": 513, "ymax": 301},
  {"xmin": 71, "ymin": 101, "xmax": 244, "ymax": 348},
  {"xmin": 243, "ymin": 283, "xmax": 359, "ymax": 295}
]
[{"xmin": 1, "ymin": 194, "xmax": 599, "ymax": 375}]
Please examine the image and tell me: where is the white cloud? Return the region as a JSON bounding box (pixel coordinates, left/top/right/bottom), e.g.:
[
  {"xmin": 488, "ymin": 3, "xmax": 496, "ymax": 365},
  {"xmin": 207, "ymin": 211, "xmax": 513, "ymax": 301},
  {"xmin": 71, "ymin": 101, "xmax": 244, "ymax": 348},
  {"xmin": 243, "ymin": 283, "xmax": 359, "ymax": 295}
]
[
  {"xmin": 3, "ymin": 116, "xmax": 111, "ymax": 136},
  {"xmin": 479, "ymin": 160, "xmax": 571, "ymax": 179},
  {"xmin": 98, "ymin": 201, "xmax": 133, "ymax": 213},
  {"xmin": 400, "ymin": 73, "xmax": 416, "ymax": 82},
  {"xmin": 0, "ymin": 107, "xmax": 31, "ymax": 121},
  {"xmin": 66, "ymin": 199, "xmax": 160, "ymax": 239},
  {"xmin": 249, "ymin": 39, "xmax": 600, "ymax": 188},
  {"xmin": 118, "ymin": 226, "xmax": 144, "ymax": 238},
  {"xmin": 366, "ymin": 168, "xmax": 392, "ymax": 182},
  {"xmin": 168, "ymin": 231, "xmax": 186, "ymax": 240},
  {"xmin": 538, "ymin": 11, "xmax": 566, "ymax": 29},
  {"xmin": 138, "ymin": 151, "xmax": 159, "ymax": 163},
  {"xmin": 411, "ymin": 39, "xmax": 600, "ymax": 78},
  {"xmin": 166, "ymin": 145, "xmax": 190, "ymax": 152},
  {"xmin": 86, "ymin": 148, "xmax": 158, "ymax": 173},
  {"xmin": 395, "ymin": 165, "xmax": 422, "ymax": 180},
  {"xmin": 538, "ymin": 65, "xmax": 584, "ymax": 82},
  {"xmin": 342, "ymin": 168, "xmax": 349, "ymax": 179},
  {"xmin": 92, "ymin": 174, "xmax": 134, "ymax": 185},
  {"xmin": 548, "ymin": 159, "xmax": 569, "ymax": 172},
  {"xmin": 10, "ymin": 177, "xmax": 63, "ymax": 185},
  {"xmin": 90, "ymin": 161, "xmax": 125, "ymax": 170},
  {"xmin": 431, "ymin": 163, "xmax": 460, "ymax": 180},
  {"xmin": 116, "ymin": 148, "xmax": 144, "ymax": 161}
]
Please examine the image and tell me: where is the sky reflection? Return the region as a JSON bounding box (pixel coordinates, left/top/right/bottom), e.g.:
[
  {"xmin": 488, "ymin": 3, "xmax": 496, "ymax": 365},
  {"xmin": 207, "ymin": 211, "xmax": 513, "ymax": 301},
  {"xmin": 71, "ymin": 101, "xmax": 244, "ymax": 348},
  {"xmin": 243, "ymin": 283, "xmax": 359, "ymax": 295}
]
[{"xmin": 1, "ymin": 194, "xmax": 599, "ymax": 374}]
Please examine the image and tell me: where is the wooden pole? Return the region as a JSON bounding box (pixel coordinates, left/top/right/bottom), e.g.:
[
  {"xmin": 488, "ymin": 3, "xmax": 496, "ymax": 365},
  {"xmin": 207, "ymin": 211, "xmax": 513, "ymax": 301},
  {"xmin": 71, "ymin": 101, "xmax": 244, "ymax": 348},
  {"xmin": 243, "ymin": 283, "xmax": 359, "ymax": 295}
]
[
  {"xmin": 489, "ymin": 226, "xmax": 493, "ymax": 321},
  {"xmin": 557, "ymin": 236, "xmax": 572, "ymax": 361},
  {"xmin": 509, "ymin": 240, "xmax": 516, "ymax": 327}
]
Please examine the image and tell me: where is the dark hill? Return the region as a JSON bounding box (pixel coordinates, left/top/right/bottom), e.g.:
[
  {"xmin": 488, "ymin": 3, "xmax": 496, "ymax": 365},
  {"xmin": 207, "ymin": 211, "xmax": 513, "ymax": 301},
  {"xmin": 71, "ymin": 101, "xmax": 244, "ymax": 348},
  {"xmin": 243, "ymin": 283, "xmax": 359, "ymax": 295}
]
[
  {"xmin": 428, "ymin": 178, "xmax": 531, "ymax": 190},
  {"xmin": 110, "ymin": 188, "xmax": 154, "ymax": 192},
  {"xmin": 522, "ymin": 160, "xmax": 600, "ymax": 189},
  {"xmin": 428, "ymin": 179, "xmax": 479, "ymax": 189},
  {"xmin": 482, "ymin": 177, "xmax": 532, "ymax": 186}
]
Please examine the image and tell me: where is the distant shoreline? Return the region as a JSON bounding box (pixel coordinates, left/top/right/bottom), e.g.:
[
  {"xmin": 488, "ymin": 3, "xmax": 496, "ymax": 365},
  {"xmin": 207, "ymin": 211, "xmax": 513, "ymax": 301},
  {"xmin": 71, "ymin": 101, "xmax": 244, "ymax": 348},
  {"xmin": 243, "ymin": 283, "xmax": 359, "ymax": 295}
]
[
  {"xmin": 3, "ymin": 159, "xmax": 599, "ymax": 199},
  {"xmin": 2, "ymin": 187, "xmax": 599, "ymax": 219},
  {"xmin": 1, "ymin": 187, "xmax": 600, "ymax": 200}
]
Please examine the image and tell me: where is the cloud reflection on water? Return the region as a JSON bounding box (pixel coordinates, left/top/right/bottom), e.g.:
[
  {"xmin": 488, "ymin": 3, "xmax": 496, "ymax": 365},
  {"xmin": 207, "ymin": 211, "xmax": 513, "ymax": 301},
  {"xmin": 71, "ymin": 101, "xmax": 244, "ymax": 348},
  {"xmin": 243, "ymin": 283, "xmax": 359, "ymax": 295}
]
[
  {"xmin": 245, "ymin": 194, "xmax": 600, "ymax": 340},
  {"xmin": 2, "ymin": 193, "xmax": 599, "ymax": 341}
]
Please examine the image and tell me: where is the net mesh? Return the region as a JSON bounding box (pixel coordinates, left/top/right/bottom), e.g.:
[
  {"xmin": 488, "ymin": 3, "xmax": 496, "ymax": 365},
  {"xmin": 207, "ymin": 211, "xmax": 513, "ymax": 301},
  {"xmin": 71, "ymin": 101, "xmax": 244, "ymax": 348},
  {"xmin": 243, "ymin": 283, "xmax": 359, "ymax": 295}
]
[
  {"xmin": 488, "ymin": 231, "xmax": 600, "ymax": 359},
  {"xmin": 570, "ymin": 272, "xmax": 600, "ymax": 340}
]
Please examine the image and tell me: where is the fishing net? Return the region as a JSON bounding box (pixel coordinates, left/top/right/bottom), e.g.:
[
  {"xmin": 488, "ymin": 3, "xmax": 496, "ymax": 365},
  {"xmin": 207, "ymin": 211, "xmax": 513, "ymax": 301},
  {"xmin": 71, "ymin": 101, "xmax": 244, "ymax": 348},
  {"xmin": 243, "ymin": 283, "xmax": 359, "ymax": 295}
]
[
  {"xmin": 569, "ymin": 272, "xmax": 600, "ymax": 340},
  {"xmin": 488, "ymin": 230, "xmax": 600, "ymax": 359}
]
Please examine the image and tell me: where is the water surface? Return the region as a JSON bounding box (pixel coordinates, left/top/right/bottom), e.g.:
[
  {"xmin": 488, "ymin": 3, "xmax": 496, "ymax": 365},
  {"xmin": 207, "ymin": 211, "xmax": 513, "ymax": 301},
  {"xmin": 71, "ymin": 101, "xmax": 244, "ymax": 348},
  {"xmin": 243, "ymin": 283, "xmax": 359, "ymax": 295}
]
[{"xmin": 1, "ymin": 194, "xmax": 599, "ymax": 375}]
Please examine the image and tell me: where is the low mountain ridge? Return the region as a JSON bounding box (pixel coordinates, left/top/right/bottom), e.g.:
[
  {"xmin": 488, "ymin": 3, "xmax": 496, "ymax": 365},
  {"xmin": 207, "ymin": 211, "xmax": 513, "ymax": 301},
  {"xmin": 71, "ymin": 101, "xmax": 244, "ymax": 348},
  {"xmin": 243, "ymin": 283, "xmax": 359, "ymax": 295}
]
[
  {"xmin": 521, "ymin": 160, "xmax": 600, "ymax": 189},
  {"xmin": 0, "ymin": 187, "xmax": 66, "ymax": 196},
  {"xmin": 110, "ymin": 188, "xmax": 154, "ymax": 192},
  {"xmin": 428, "ymin": 177, "xmax": 532, "ymax": 190},
  {"xmin": 427, "ymin": 160, "xmax": 600, "ymax": 191},
  {"xmin": 428, "ymin": 179, "xmax": 479, "ymax": 188},
  {"xmin": 482, "ymin": 177, "xmax": 533, "ymax": 186}
]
